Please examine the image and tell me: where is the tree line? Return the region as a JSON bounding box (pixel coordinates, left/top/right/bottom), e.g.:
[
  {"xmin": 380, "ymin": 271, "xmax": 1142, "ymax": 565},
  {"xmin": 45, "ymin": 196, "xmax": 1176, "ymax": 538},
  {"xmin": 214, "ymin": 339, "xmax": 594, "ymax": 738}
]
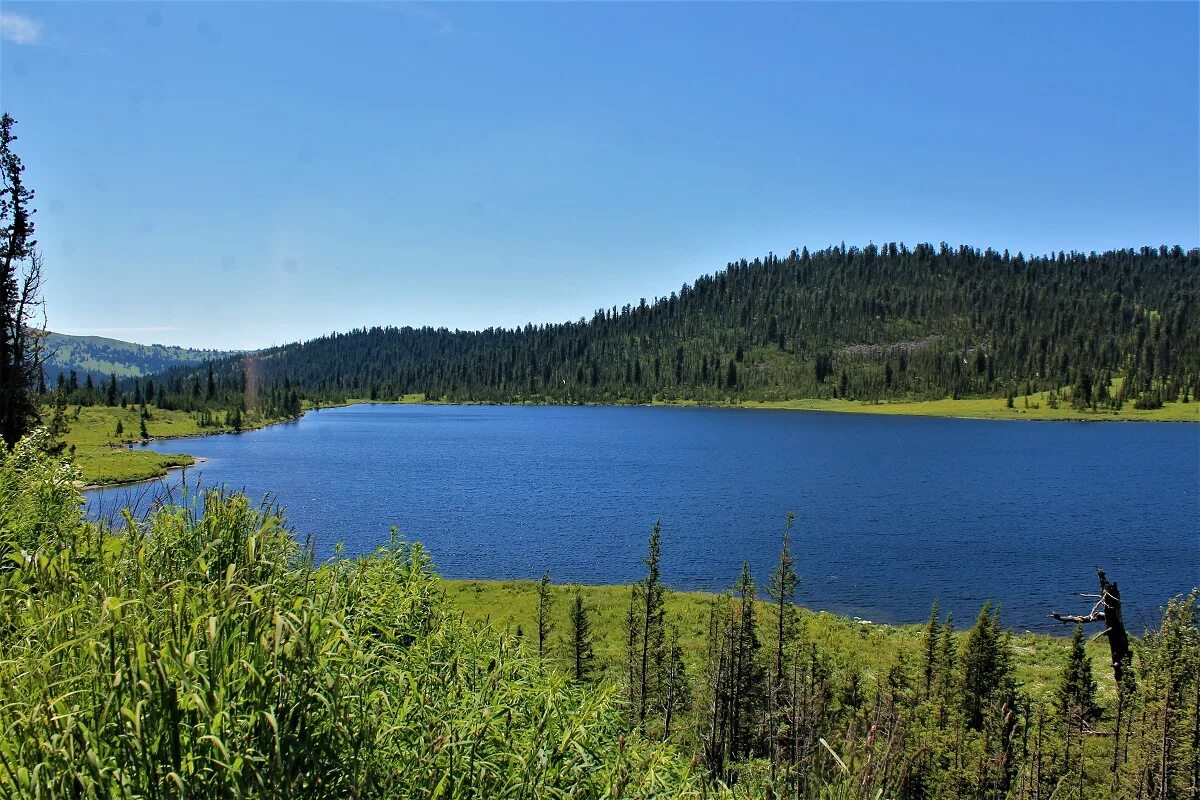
[
  {"xmin": 545, "ymin": 519, "xmax": 1199, "ymax": 799},
  {"xmin": 147, "ymin": 243, "xmax": 1198, "ymax": 412}
]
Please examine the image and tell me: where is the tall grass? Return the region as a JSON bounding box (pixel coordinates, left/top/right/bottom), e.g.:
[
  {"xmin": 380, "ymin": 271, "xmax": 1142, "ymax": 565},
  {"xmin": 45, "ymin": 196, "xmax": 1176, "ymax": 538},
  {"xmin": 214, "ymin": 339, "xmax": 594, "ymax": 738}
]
[{"xmin": 0, "ymin": 431, "xmax": 708, "ymax": 798}]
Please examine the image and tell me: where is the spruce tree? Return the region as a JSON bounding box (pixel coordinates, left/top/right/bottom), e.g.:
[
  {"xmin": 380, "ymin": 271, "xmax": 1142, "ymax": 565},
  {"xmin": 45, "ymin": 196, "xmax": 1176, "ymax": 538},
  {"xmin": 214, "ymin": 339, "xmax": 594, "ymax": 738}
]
[
  {"xmin": 661, "ymin": 625, "xmax": 689, "ymax": 739},
  {"xmin": 935, "ymin": 612, "xmax": 956, "ymax": 714},
  {"xmin": 767, "ymin": 511, "xmax": 799, "ymax": 685},
  {"xmin": 536, "ymin": 571, "xmax": 553, "ymax": 659},
  {"xmin": 960, "ymin": 602, "xmax": 1015, "ymax": 731},
  {"xmin": 43, "ymin": 387, "xmax": 69, "ymax": 455},
  {"xmin": 732, "ymin": 561, "xmax": 764, "ymax": 758},
  {"xmin": 1057, "ymin": 623, "xmax": 1098, "ymax": 724},
  {"xmin": 0, "ymin": 114, "xmax": 43, "ymax": 450},
  {"xmin": 567, "ymin": 589, "xmax": 594, "ymax": 683},
  {"xmin": 923, "ymin": 600, "xmax": 941, "ymax": 700},
  {"xmin": 635, "ymin": 521, "xmax": 667, "ymax": 724}
]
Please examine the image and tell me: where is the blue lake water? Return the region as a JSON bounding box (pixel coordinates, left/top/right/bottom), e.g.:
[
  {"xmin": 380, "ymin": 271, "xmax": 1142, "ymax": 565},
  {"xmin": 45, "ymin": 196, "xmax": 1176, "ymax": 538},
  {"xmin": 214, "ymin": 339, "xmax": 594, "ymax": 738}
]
[{"xmin": 86, "ymin": 404, "xmax": 1199, "ymax": 633}]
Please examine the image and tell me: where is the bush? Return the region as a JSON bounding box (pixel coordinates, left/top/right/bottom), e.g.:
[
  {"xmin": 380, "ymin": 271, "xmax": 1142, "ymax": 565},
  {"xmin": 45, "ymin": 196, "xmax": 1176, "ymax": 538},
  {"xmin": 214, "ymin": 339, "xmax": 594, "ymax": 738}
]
[{"xmin": 0, "ymin": 431, "xmax": 708, "ymax": 798}]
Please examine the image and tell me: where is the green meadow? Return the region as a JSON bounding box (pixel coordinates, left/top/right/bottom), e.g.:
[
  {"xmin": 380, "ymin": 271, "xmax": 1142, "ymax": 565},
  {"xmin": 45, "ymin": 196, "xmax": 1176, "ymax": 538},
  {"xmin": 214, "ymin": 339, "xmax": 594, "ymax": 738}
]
[
  {"xmin": 54, "ymin": 404, "xmax": 270, "ymax": 486},
  {"xmin": 442, "ymin": 579, "xmax": 1118, "ymax": 709}
]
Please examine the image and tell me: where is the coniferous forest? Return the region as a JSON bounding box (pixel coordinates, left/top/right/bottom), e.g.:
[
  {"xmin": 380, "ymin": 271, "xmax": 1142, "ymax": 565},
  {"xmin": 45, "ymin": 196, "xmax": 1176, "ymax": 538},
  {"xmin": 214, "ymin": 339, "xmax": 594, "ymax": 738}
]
[
  {"xmin": 137, "ymin": 244, "xmax": 1198, "ymax": 414},
  {"xmin": 2, "ymin": 0, "xmax": 1197, "ymax": 791}
]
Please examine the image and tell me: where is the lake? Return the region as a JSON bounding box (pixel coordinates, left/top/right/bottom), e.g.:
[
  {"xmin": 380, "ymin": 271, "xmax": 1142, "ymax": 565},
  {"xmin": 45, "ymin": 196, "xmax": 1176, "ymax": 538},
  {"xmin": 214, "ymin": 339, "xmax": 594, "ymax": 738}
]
[{"xmin": 86, "ymin": 403, "xmax": 1199, "ymax": 632}]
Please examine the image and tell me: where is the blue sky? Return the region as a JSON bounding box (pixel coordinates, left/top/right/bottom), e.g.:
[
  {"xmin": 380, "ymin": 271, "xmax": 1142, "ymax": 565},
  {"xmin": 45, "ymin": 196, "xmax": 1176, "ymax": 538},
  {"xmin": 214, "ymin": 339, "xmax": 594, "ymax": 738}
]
[{"xmin": 2, "ymin": 2, "xmax": 1197, "ymax": 350}]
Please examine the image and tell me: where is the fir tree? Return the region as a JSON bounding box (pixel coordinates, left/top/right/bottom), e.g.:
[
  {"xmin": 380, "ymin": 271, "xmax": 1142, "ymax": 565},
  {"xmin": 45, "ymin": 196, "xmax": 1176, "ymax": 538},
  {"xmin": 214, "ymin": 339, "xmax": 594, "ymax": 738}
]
[
  {"xmin": 960, "ymin": 602, "xmax": 1014, "ymax": 731},
  {"xmin": 567, "ymin": 589, "xmax": 594, "ymax": 683},
  {"xmin": 0, "ymin": 114, "xmax": 42, "ymax": 450},
  {"xmin": 767, "ymin": 511, "xmax": 799, "ymax": 686},
  {"xmin": 635, "ymin": 521, "xmax": 667, "ymax": 725},
  {"xmin": 536, "ymin": 571, "xmax": 554, "ymax": 660},
  {"xmin": 923, "ymin": 600, "xmax": 941, "ymax": 700},
  {"xmin": 1057, "ymin": 624, "xmax": 1099, "ymax": 724}
]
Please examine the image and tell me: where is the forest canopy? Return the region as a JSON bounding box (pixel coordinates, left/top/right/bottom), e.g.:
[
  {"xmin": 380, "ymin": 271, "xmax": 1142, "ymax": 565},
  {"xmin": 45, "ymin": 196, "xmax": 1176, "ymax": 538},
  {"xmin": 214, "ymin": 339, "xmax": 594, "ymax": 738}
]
[{"xmin": 134, "ymin": 243, "xmax": 1197, "ymax": 414}]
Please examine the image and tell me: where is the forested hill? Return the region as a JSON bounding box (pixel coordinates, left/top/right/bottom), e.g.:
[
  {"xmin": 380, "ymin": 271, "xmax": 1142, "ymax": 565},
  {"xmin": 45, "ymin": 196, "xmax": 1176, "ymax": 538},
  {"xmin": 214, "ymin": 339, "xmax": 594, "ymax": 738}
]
[
  {"xmin": 153, "ymin": 243, "xmax": 1198, "ymax": 412},
  {"xmin": 42, "ymin": 332, "xmax": 235, "ymax": 385}
]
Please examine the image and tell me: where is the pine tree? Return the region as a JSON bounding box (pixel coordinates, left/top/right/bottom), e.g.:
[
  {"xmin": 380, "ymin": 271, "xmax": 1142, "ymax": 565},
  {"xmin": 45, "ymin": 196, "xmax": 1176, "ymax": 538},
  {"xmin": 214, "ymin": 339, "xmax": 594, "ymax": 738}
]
[
  {"xmin": 1057, "ymin": 624, "xmax": 1099, "ymax": 724},
  {"xmin": 42, "ymin": 387, "xmax": 69, "ymax": 455},
  {"xmin": 0, "ymin": 114, "xmax": 43, "ymax": 450},
  {"xmin": 536, "ymin": 570, "xmax": 553, "ymax": 659},
  {"xmin": 960, "ymin": 602, "xmax": 1014, "ymax": 731},
  {"xmin": 923, "ymin": 600, "xmax": 942, "ymax": 700},
  {"xmin": 767, "ymin": 511, "xmax": 799, "ymax": 686},
  {"xmin": 635, "ymin": 521, "xmax": 667, "ymax": 725},
  {"xmin": 731, "ymin": 560, "xmax": 764, "ymax": 759},
  {"xmin": 661, "ymin": 625, "xmax": 689, "ymax": 739},
  {"xmin": 936, "ymin": 612, "xmax": 956, "ymax": 710},
  {"xmin": 567, "ymin": 589, "xmax": 594, "ymax": 683}
]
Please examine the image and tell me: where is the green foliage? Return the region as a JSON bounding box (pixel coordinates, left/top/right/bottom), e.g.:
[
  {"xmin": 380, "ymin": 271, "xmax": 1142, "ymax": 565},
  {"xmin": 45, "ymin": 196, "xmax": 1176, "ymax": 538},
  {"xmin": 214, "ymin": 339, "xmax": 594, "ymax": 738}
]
[
  {"xmin": 0, "ymin": 113, "xmax": 42, "ymax": 451},
  {"xmin": 42, "ymin": 332, "xmax": 234, "ymax": 383},
  {"xmin": 767, "ymin": 512, "xmax": 800, "ymax": 684},
  {"xmin": 1058, "ymin": 624, "xmax": 1099, "ymax": 722},
  {"xmin": 567, "ymin": 589, "xmax": 596, "ymax": 683},
  {"xmin": 3, "ymin": 432, "xmax": 1196, "ymax": 799},
  {"xmin": 959, "ymin": 602, "xmax": 1015, "ymax": 731},
  {"xmin": 154, "ymin": 244, "xmax": 1198, "ymax": 410},
  {"xmin": 537, "ymin": 569, "xmax": 554, "ymax": 659},
  {"xmin": 443, "ymin": 577, "xmax": 1198, "ymax": 799},
  {"xmin": 0, "ymin": 433, "xmax": 709, "ymax": 798},
  {"xmin": 627, "ymin": 521, "xmax": 668, "ymax": 728}
]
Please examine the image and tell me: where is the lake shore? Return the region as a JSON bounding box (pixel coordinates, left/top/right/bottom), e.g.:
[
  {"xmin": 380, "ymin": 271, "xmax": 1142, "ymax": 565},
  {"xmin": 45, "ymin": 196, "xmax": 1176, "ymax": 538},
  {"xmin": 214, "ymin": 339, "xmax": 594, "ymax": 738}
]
[
  {"xmin": 61, "ymin": 404, "xmax": 301, "ymax": 488},
  {"xmin": 439, "ymin": 578, "xmax": 1116, "ymax": 702},
  {"xmin": 79, "ymin": 456, "xmax": 208, "ymax": 492},
  {"xmin": 79, "ymin": 389, "xmax": 1195, "ymax": 489},
  {"xmin": 329, "ymin": 391, "xmax": 1198, "ymax": 423}
]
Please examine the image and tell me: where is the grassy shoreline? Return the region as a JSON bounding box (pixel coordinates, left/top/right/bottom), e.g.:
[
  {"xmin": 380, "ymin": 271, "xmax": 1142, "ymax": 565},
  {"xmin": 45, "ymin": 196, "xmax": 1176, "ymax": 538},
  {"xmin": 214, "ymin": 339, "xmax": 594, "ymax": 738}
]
[
  {"xmin": 345, "ymin": 390, "xmax": 1197, "ymax": 422},
  {"xmin": 441, "ymin": 578, "xmax": 1120, "ymax": 706},
  {"xmin": 74, "ymin": 388, "xmax": 1194, "ymax": 487},
  {"xmin": 59, "ymin": 404, "xmax": 299, "ymax": 488}
]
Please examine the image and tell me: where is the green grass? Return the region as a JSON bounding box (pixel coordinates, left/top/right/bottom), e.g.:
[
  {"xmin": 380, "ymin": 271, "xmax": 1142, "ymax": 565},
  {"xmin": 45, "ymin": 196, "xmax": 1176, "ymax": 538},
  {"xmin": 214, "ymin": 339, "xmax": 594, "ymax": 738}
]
[
  {"xmin": 56, "ymin": 404, "xmax": 282, "ymax": 486},
  {"xmin": 0, "ymin": 439, "xmax": 712, "ymax": 798},
  {"xmin": 442, "ymin": 579, "xmax": 1118, "ymax": 708},
  {"xmin": 4, "ymin": 434, "xmax": 1194, "ymax": 799},
  {"xmin": 657, "ymin": 390, "xmax": 1197, "ymax": 422},
  {"xmin": 335, "ymin": 389, "xmax": 1197, "ymax": 422}
]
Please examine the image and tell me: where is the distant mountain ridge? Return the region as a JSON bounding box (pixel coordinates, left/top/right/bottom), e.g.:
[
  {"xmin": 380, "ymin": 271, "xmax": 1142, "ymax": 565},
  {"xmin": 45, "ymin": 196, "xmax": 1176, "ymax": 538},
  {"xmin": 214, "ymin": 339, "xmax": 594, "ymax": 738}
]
[{"xmin": 41, "ymin": 332, "xmax": 236, "ymax": 384}]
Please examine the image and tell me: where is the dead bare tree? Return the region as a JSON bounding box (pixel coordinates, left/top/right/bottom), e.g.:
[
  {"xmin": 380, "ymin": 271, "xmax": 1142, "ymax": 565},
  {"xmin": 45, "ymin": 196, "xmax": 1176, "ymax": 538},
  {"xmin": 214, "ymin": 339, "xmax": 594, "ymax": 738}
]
[{"xmin": 1051, "ymin": 568, "xmax": 1133, "ymax": 689}]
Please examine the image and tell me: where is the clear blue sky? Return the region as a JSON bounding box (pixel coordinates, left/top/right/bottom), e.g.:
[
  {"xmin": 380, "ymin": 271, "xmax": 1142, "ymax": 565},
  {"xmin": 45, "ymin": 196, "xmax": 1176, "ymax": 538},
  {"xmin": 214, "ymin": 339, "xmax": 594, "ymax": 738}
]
[{"xmin": 2, "ymin": 2, "xmax": 1197, "ymax": 350}]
